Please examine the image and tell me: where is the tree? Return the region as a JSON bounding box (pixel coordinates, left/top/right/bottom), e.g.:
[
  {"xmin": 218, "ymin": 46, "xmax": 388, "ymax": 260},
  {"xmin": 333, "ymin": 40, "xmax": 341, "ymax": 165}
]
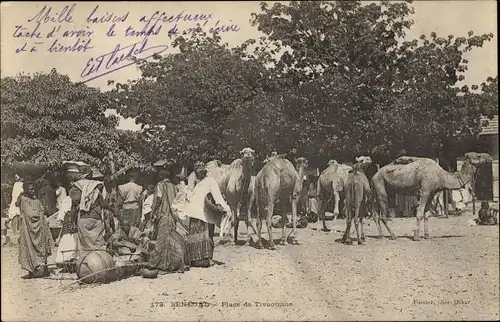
[
  {"xmin": 250, "ymin": 0, "xmax": 496, "ymax": 164},
  {"xmin": 108, "ymin": 30, "xmax": 273, "ymax": 165},
  {"xmin": 1, "ymin": 69, "xmax": 145, "ymax": 173}
]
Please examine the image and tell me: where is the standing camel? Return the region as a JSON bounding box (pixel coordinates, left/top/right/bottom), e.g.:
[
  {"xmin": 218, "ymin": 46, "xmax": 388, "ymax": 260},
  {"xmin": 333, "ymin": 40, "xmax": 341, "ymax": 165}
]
[
  {"xmin": 188, "ymin": 148, "xmax": 257, "ymax": 244},
  {"xmin": 317, "ymin": 160, "xmax": 352, "ymax": 232},
  {"xmin": 372, "ymin": 152, "xmax": 493, "ymax": 241},
  {"xmin": 254, "ymin": 156, "xmax": 308, "ymax": 250},
  {"xmin": 343, "ymin": 156, "xmax": 373, "ymax": 245}
]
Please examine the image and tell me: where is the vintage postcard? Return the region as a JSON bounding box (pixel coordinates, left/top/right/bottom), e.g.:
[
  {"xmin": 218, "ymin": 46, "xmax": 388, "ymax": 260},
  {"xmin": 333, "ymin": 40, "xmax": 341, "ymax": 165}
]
[{"xmin": 1, "ymin": 1, "xmax": 498, "ymax": 321}]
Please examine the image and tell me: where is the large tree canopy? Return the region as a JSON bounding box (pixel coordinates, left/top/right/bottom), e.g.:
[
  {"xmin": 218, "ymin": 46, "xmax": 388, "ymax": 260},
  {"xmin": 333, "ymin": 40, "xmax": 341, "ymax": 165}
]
[
  {"xmin": 108, "ymin": 31, "xmax": 274, "ymax": 165},
  {"xmin": 108, "ymin": 0, "xmax": 496, "ymax": 169},
  {"xmin": 1, "ymin": 69, "xmax": 145, "ymax": 172},
  {"xmin": 251, "ymin": 0, "xmax": 496, "ymax": 163},
  {"xmin": 3, "ymin": 1, "xmax": 496, "ymax": 176}
]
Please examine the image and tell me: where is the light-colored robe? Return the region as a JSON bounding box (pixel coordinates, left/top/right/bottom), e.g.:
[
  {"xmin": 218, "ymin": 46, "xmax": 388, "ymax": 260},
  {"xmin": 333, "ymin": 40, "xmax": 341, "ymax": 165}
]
[{"xmin": 184, "ymin": 176, "xmax": 230, "ymax": 227}]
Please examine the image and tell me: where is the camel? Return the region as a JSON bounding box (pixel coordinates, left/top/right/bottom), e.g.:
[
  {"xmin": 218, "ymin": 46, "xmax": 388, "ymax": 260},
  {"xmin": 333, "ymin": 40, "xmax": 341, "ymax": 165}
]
[
  {"xmin": 343, "ymin": 156, "xmax": 373, "ymax": 245},
  {"xmin": 371, "ymin": 152, "xmax": 493, "ymax": 241},
  {"xmin": 254, "ymin": 156, "xmax": 308, "ymax": 250},
  {"xmin": 317, "ymin": 160, "xmax": 353, "ymax": 232},
  {"xmin": 187, "ymin": 148, "xmax": 257, "ymax": 244}
]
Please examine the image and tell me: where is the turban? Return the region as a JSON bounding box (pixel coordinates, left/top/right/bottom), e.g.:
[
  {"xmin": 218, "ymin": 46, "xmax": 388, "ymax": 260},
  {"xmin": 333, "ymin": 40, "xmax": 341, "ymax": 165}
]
[{"xmin": 194, "ymin": 161, "xmax": 206, "ymax": 171}]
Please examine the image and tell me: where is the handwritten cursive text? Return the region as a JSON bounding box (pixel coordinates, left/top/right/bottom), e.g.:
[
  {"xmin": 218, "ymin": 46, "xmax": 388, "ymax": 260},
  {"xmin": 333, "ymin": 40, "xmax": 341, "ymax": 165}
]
[
  {"xmin": 80, "ymin": 38, "xmax": 169, "ymax": 83},
  {"xmin": 27, "ymin": 4, "xmax": 75, "ymax": 24}
]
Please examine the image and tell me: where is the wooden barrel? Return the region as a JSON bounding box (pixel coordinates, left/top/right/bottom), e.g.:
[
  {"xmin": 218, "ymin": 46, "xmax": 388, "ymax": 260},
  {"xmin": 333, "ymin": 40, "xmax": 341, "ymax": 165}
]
[{"xmin": 75, "ymin": 250, "xmax": 117, "ymax": 284}]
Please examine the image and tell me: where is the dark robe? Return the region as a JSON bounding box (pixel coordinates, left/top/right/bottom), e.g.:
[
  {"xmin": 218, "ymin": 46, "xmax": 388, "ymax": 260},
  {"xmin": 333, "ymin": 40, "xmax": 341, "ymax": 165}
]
[{"xmin": 38, "ymin": 183, "xmax": 57, "ymax": 217}]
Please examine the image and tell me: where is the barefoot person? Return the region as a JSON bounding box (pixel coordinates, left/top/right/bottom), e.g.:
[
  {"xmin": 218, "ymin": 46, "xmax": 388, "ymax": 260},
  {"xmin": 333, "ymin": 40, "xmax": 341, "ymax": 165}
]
[
  {"xmin": 478, "ymin": 201, "xmax": 498, "ymax": 225},
  {"xmin": 67, "ymin": 167, "xmax": 114, "ymax": 253},
  {"xmin": 147, "ymin": 165, "xmax": 189, "ymax": 273},
  {"xmin": 16, "ymin": 181, "xmax": 53, "ymax": 279},
  {"xmin": 185, "ymin": 161, "xmax": 231, "ymax": 268},
  {"xmin": 108, "ymin": 211, "xmax": 151, "ymax": 259},
  {"xmin": 118, "ymin": 169, "xmax": 143, "ymax": 228}
]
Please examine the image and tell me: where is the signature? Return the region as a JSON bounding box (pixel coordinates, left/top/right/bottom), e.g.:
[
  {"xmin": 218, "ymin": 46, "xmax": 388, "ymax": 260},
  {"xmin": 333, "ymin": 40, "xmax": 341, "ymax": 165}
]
[{"xmin": 80, "ymin": 37, "xmax": 169, "ymax": 83}]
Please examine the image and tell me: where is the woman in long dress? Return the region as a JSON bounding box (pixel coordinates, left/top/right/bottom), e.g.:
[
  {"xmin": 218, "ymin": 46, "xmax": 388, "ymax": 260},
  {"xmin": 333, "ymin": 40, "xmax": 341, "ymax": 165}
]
[
  {"xmin": 67, "ymin": 169, "xmax": 114, "ymax": 253},
  {"xmin": 17, "ymin": 181, "xmax": 53, "ymax": 279},
  {"xmin": 147, "ymin": 167, "xmax": 189, "ymax": 273},
  {"xmin": 185, "ymin": 161, "xmax": 231, "ymax": 268}
]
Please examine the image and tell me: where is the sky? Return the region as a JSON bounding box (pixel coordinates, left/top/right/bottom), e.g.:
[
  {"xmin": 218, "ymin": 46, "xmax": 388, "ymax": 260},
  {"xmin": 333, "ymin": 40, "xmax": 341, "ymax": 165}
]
[{"xmin": 1, "ymin": 1, "xmax": 497, "ymax": 131}]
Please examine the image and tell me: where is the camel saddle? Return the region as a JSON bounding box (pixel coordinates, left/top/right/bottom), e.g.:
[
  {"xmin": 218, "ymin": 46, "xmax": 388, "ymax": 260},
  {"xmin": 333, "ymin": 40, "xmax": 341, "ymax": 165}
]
[{"xmin": 393, "ymin": 156, "xmax": 416, "ymax": 165}]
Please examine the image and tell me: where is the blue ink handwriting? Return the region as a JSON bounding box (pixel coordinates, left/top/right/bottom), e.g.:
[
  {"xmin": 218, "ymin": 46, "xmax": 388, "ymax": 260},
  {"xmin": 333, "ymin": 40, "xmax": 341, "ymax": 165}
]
[
  {"xmin": 209, "ymin": 20, "xmax": 240, "ymax": 33},
  {"xmin": 139, "ymin": 11, "xmax": 213, "ymax": 25},
  {"xmin": 61, "ymin": 27, "xmax": 94, "ymax": 38},
  {"xmin": 16, "ymin": 42, "xmax": 44, "ymax": 53},
  {"xmin": 80, "ymin": 38, "xmax": 169, "ymax": 83},
  {"xmin": 13, "ymin": 25, "xmax": 42, "ymax": 38},
  {"xmin": 48, "ymin": 38, "xmax": 93, "ymax": 53},
  {"xmin": 125, "ymin": 25, "xmax": 162, "ymax": 37},
  {"xmin": 86, "ymin": 5, "xmax": 129, "ymax": 24},
  {"xmin": 28, "ymin": 4, "xmax": 75, "ymax": 24}
]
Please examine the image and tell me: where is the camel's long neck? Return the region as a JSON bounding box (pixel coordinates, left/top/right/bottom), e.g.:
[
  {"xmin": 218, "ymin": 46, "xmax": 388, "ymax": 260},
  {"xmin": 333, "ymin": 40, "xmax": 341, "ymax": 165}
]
[
  {"xmin": 442, "ymin": 161, "xmax": 477, "ymax": 190},
  {"xmin": 296, "ymin": 165, "xmax": 305, "ymax": 184},
  {"xmin": 237, "ymin": 158, "xmax": 253, "ymax": 195},
  {"xmin": 241, "ymin": 158, "xmax": 253, "ymax": 180}
]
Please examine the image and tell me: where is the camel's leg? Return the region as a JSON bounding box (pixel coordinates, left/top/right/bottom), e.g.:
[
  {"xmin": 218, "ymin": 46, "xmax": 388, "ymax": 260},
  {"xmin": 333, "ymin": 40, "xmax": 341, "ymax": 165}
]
[
  {"xmin": 374, "ymin": 197, "xmax": 386, "ymax": 238},
  {"xmin": 353, "ymin": 190, "xmax": 363, "ymax": 245},
  {"xmin": 255, "ymin": 191, "xmax": 264, "ymax": 249},
  {"xmin": 233, "ymin": 205, "xmax": 240, "ymax": 244},
  {"xmin": 246, "ymin": 203, "xmax": 259, "ymax": 245},
  {"xmin": 266, "ymin": 216, "xmax": 276, "ymax": 250},
  {"xmin": 255, "ymin": 216, "xmax": 264, "ymax": 249},
  {"xmin": 360, "ymin": 194, "xmax": 369, "ymax": 242},
  {"xmin": 280, "ymin": 202, "xmax": 287, "ymax": 245},
  {"xmin": 413, "ymin": 192, "xmax": 430, "ymax": 241},
  {"xmin": 423, "ymin": 209, "xmax": 431, "ymax": 239},
  {"xmin": 291, "ymin": 196, "xmax": 301, "ymax": 245},
  {"xmin": 380, "ymin": 216, "xmax": 396, "ymax": 240},
  {"xmin": 318, "ymin": 192, "xmax": 331, "ymax": 232},
  {"xmin": 332, "ymin": 190, "xmax": 340, "ymax": 233},
  {"xmin": 342, "ymin": 205, "xmax": 352, "ymax": 244},
  {"xmin": 423, "ymin": 196, "xmax": 433, "ymax": 239},
  {"xmin": 372, "ymin": 210, "xmax": 384, "ymax": 239},
  {"xmin": 265, "ymin": 202, "xmax": 276, "ymax": 250},
  {"xmin": 360, "ymin": 215, "xmax": 366, "ymax": 242},
  {"xmin": 373, "ymin": 182, "xmax": 390, "ymax": 239}
]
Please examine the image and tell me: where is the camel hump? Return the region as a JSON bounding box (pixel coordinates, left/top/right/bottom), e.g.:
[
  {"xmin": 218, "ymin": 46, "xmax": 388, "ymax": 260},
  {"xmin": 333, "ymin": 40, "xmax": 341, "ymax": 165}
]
[{"xmin": 393, "ymin": 156, "xmax": 416, "ymax": 165}]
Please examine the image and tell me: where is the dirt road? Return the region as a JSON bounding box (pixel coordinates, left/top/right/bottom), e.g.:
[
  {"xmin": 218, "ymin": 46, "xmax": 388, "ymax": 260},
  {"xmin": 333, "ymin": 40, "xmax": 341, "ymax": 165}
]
[{"xmin": 1, "ymin": 210, "xmax": 499, "ymax": 321}]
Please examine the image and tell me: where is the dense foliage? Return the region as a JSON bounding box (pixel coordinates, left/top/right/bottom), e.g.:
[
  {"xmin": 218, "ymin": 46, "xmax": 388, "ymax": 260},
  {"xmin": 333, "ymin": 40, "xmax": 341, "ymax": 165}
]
[
  {"xmin": 2, "ymin": 1, "xmax": 497, "ymax": 176},
  {"xmin": 108, "ymin": 1, "xmax": 497, "ymax": 168},
  {"xmin": 1, "ymin": 69, "xmax": 145, "ymax": 174}
]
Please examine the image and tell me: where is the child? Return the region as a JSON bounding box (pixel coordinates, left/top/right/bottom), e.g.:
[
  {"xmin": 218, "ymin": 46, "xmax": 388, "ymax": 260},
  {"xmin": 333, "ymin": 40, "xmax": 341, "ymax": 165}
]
[
  {"xmin": 478, "ymin": 201, "xmax": 498, "ymax": 226},
  {"xmin": 1, "ymin": 209, "xmax": 11, "ymax": 246},
  {"xmin": 16, "ymin": 181, "xmax": 53, "ymax": 279}
]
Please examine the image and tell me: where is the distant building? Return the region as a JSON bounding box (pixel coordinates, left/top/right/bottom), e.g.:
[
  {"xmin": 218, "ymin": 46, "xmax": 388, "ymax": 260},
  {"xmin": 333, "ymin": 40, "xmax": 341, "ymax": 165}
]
[{"xmin": 458, "ymin": 115, "xmax": 499, "ymax": 202}]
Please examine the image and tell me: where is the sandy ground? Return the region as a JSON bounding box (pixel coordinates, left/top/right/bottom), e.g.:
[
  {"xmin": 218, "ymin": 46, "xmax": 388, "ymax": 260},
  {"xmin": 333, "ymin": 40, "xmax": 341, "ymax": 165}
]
[{"xmin": 1, "ymin": 209, "xmax": 499, "ymax": 321}]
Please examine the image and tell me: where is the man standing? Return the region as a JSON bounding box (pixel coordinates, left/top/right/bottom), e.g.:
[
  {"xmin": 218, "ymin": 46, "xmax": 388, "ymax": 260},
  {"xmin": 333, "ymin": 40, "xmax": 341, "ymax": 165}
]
[{"xmin": 118, "ymin": 169, "xmax": 143, "ymax": 228}]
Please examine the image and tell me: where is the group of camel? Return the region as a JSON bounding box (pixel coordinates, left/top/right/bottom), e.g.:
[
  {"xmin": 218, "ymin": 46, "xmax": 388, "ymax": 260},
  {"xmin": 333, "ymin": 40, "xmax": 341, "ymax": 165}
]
[{"xmin": 189, "ymin": 148, "xmax": 493, "ymax": 249}]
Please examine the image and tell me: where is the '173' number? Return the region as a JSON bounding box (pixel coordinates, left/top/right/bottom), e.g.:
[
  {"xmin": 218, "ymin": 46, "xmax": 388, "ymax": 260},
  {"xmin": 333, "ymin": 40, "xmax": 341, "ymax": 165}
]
[{"xmin": 151, "ymin": 302, "xmax": 165, "ymax": 308}]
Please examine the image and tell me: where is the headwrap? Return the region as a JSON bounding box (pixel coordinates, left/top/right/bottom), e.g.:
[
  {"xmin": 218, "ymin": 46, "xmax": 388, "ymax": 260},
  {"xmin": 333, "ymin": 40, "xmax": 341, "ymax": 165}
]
[
  {"xmin": 91, "ymin": 167, "xmax": 104, "ymax": 180},
  {"xmin": 65, "ymin": 165, "xmax": 80, "ymax": 173},
  {"xmin": 194, "ymin": 161, "xmax": 206, "ymax": 171}
]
